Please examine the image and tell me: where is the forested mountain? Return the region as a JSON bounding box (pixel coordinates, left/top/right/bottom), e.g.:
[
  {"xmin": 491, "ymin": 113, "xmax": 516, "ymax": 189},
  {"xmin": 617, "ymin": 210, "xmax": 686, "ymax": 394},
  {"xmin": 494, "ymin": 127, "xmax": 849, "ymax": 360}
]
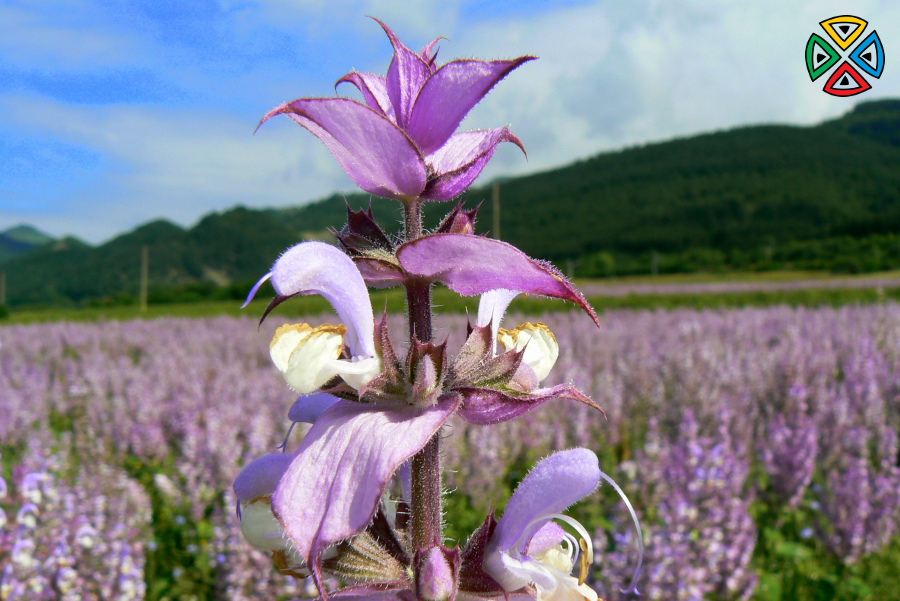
[
  {"xmin": 1, "ymin": 209, "xmax": 300, "ymax": 307},
  {"xmin": 0, "ymin": 225, "xmax": 56, "ymax": 263},
  {"xmin": 4, "ymin": 99, "xmax": 900, "ymax": 307}
]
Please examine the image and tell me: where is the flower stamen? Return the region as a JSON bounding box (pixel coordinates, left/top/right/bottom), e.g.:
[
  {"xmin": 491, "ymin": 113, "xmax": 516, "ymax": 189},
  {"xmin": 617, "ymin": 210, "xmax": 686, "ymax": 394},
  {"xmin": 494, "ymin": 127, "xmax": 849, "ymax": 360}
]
[
  {"xmin": 597, "ymin": 470, "xmax": 644, "ymax": 595},
  {"xmin": 578, "ymin": 538, "xmax": 589, "ymax": 586}
]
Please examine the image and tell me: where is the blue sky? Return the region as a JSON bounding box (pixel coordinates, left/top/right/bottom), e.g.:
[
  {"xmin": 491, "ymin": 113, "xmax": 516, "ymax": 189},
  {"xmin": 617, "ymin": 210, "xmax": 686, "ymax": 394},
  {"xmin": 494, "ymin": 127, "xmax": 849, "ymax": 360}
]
[{"xmin": 2, "ymin": 0, "xmax": 899, "ymax": 244}]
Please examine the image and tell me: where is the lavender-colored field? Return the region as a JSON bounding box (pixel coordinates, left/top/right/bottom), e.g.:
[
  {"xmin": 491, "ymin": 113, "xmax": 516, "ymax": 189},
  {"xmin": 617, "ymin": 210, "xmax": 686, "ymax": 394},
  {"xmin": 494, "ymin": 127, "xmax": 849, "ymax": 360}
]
[{"xmin": 1, "ymin": 305, "xmax": 899, "ymax": 599}]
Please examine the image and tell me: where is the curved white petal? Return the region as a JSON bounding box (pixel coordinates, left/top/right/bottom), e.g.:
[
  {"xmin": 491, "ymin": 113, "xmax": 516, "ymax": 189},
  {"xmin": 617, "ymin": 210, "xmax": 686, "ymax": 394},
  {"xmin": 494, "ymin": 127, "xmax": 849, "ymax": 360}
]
[
  {"xmin": 498, "ymin": 322, "xmax": 559, "ymax": 382},
  {"xmin": 330, "ymin": 355, "xmax": 384, "ymax": 390},
  {"xmin": 531, "ymin": 561, "xmax": 598, "ymax": 601},
  {"xmin": 497, "ymin": 550, "xmax": 555, "ymax": 592},
  {"xmin": 476, "ymin": 289, "xmax": 519, "ymax": 354}
]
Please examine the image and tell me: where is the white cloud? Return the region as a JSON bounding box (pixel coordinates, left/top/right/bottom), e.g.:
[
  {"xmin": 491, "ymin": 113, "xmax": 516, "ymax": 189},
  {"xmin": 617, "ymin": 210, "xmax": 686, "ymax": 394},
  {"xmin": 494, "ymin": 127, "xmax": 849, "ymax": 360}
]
[
  {"xmin": 441, "ymin": 0, "xmax": 900, "ymax": 180},
  {"xmin": 0, "ymin": 2, "xmax": 144, "ymax": 69}
]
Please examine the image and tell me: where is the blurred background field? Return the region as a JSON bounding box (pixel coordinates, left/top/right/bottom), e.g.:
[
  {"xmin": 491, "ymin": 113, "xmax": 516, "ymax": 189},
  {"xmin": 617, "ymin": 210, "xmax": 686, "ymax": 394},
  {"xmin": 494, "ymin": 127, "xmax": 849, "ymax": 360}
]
[
  {"xmin": 5, "ymin": 270, "xmax": 900, "ymax": 324},
  {"xmin": 2, "ymin": 299, "xmax": 900, "ymax": 600}
]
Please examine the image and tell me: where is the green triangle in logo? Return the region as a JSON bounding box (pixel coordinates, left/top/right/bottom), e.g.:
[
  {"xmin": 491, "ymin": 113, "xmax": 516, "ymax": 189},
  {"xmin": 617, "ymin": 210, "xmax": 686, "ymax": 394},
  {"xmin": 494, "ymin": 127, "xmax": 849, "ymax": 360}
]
[{"xmin": 806, "ymin": 33, "xmax": 840, "ymax": 81}]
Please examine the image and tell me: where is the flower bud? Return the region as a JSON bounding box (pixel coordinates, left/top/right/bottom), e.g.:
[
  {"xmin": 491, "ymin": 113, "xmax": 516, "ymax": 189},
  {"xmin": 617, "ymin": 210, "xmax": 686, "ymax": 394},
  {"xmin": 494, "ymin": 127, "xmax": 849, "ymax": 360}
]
[{"xmin": 416, "ymin": 547, "xmax": 458, "ymax": 601}]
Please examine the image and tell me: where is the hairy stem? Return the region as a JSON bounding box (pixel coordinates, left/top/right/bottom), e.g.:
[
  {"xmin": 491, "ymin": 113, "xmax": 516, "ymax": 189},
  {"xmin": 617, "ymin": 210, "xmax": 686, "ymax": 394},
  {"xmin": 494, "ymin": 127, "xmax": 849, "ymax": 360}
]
[
  {"xmin": 404, "ymin": 197, "xmax": 424, "ymax": 241},
  {"xmin": 410, "ymin": 435, "xmax": 442, "ymax": 549},
  {"xmin": 406, "ymin": 279, "xmax": 433, "ymax": 342},
  {"xmin": 403, "ymin": 198, "xmax": 443, "ymax": 552}
]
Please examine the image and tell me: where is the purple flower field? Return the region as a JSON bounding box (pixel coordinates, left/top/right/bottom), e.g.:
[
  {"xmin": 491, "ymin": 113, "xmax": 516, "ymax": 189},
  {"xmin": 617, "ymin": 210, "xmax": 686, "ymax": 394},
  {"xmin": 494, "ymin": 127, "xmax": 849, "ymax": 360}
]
[{"xmin": 2, "ymin": 304, "xmax": 899, "ymax": 600}]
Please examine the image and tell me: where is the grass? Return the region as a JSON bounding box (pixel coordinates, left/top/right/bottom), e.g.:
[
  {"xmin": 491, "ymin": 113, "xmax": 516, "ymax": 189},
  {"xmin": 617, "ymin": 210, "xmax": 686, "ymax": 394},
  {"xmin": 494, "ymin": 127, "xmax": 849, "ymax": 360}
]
[{"xmin": 4, "ymin": 271, "xmax": 900, "ymax": 324}]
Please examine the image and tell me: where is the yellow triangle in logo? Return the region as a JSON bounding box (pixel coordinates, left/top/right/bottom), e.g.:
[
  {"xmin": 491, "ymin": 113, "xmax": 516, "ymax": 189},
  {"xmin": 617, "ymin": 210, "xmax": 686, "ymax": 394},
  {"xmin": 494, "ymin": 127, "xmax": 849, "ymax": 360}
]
[{"xmin": 820, "ymin": 15, "xmax": 867, "ymax": 49}]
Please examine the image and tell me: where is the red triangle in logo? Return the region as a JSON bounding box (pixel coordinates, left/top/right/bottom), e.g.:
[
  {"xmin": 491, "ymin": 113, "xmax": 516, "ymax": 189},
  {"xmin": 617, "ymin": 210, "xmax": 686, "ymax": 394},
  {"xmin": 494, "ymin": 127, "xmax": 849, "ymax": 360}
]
[{"xmin": 823, "ymin": 62, "xmax": 871, "ymax": 96}]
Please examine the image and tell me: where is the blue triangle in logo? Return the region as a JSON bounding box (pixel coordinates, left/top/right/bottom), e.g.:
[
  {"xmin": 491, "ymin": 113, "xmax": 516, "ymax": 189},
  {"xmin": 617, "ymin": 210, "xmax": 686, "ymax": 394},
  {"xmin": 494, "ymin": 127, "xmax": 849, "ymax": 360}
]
[{"xmin": 849, "ymin": 30, "xmax": 885, "ymax": 78}]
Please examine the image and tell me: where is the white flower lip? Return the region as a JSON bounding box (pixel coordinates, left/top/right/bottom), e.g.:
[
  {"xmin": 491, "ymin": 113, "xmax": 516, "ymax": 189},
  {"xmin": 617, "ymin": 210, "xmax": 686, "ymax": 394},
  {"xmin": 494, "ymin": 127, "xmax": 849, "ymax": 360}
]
[
  {"xmin": 498, "ymin": 322, "xmax": 559, "ymax": 383},
  {"xmin": 270, "ymin": 323, "xmax": 383, "ymax": 393}
]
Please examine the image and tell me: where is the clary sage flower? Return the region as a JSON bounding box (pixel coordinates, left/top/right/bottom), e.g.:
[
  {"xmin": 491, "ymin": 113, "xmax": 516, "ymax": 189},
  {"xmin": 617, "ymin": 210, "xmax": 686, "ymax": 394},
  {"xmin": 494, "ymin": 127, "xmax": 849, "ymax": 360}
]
[
  {"xmin": 244, "ymin": 241, "xmax": 383, "ymax": 393},
  {"xmin": 476, "ymin": 289, "xmax": 559, "ymax": 387},
  {"xmin": 259, "ymin": 19, "xmax": 534, "ymax": 202},
  {"xmin": 484, "ymin": 449, "xmax": 644, "ymax": 601},
  {"xmin": 245, "ymin": 241, "xmax": 460, "ymax": 569}
]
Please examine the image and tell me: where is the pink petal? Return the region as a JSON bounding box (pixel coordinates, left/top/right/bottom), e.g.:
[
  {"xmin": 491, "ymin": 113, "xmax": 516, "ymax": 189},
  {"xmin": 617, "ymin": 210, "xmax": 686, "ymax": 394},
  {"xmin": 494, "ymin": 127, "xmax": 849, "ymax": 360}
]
[
  {"xmin": 336, "ymin": 71, "xmax": 394, "ymax": 119},
  {"xmin": 272, "ymin": 398, "xmax": 460, "ymax": 563},
  {"xmin": 422, "ymin": 128, "xmax": 525, "ymax": 201},
  {"xmin": 491, "ymin": 449, "xmax": 600, "ymax": 553},
  {"xmin": 407, "ymin": 58, "xmax": 534, "ymax": 155},
  {"xmin": 397, "ymin": 234, "xmax": 600, "ymax": 326},
  {"xmin": 260, "ymin": 97, "xmax": 426, "ymax": 200},
  {"xmin": 233, "ymin": 453, "xmax": 293, "ymax": 503},
  {"xmin": 374, "ymin": 18, "xmax": 432, "ymax": 128},
  {"xmin": 268, "ymin": 241, "xmax": 376, "ymax": 358},
  {"xmin": 288, "ymin": 393, "xmax": 341, "ymax": 424}
]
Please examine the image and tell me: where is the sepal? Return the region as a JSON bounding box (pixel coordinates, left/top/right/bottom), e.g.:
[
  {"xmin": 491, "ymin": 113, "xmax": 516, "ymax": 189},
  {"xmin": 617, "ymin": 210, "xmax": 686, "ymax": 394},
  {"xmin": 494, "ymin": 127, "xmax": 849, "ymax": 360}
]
[
  {"xmin": 458, "ymin": 513, "xmax": 505, "ymax": 597},
  {"xmin": 357, "ymin": 315, "xmax": 410, "ymax": 406},
  {"xmin": 324, "ymin": 530, "xmax": 409, "ymax": 583},
  {"xmin": 408, "ymin": 340, "xmax": 448, "ymax": 407},
  {"xmin": 337, "ymin": 204, "xmax": 395, "ymax": 254},
  {"xmin": 450, "ymin": 325, "xmax": 523, "ymax": 390},
  {"xmin": 456, "ymin": 384, "xmax": 603, "ymax": 426},
  {"xmin": 367, "ymin": 504, "xmax": 412, "ymax": 568}
]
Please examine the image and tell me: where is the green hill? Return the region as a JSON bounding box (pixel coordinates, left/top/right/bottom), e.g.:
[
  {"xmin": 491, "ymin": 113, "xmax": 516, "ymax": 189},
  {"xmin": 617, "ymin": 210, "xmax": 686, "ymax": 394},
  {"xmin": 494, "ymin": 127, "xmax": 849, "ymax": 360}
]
[
  {"xmin": 3, "ymin": 99, "xmax": 900, "ymax": 307},
  {"xmin": 0, "ymin": 224, "xmax": 56, "ymax": 263},
  {"xmin": 1, "ymin": 208, "xmax": 300, "ymax": 307}
]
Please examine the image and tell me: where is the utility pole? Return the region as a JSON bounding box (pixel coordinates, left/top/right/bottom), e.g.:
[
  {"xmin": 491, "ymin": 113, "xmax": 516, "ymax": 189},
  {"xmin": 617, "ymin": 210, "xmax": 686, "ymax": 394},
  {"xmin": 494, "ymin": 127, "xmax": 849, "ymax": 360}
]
[
  {"xmin": 492, "ymin": 182, "xmax": 501, "ymax": 240},
  {"xmin": 140, "ymin": 245, "xmax": 149, "ymax": 313}
]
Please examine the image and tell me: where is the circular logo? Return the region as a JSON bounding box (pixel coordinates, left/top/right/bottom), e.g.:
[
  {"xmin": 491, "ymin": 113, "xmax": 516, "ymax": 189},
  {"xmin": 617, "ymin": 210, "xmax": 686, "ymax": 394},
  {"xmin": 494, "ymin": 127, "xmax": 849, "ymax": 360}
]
[{"xmin": 805, "ymin": 15, "xmax": 884, "ymax": 97}]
